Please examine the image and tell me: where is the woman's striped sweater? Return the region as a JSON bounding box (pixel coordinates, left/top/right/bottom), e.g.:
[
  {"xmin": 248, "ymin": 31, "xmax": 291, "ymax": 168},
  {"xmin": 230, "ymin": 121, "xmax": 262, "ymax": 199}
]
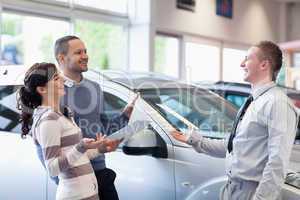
[{"xmin": 32, "ymin": 106, "xmax": 101, "ymax": 200}]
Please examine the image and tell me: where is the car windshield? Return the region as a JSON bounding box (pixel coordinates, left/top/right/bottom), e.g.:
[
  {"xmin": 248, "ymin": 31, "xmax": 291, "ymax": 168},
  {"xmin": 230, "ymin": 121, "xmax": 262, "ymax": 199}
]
[{"xmin": 140, "ymin": 87, "xmax": 237, "ymax": 139}]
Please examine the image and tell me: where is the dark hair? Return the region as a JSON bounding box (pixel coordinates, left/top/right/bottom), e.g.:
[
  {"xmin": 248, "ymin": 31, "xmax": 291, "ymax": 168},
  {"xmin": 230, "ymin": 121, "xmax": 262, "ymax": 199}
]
[
  {"xmin": 17, "ymin": 62, "xmax": 57, "ymax": 138},
  {"xmin": 255, "ymin": 41, "xmax": 283, "ymax": 81},
  {"xmin": 54, "ymin": 35, "xmax": 80, "ymax": 62}
]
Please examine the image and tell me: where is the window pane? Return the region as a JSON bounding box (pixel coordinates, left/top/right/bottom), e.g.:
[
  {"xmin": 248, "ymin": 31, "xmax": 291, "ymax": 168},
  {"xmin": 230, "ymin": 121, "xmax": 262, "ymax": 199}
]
[
  {"xmin": 75, "ymin": 19, "xmax": 127, "ymax": 71},
  {"xmin": 226, "ymin": 94, "xmax": 247, "ymax": 108},
  {"xmin": 154, "ymin": 36, "xmax": 179, "ymax": 78},
  {"xmin": 223, "ymin": 48, "xmax": 247, "ymax": 83},
  {"xmin": 141, "ymin": 88, "xmax": 236, "ymax": 138},
  {"xmin": 185, "ymin": 42, "xmax": 220, "ymax": 82},
  {"xmin": 74, "ymin": 0, "xmax": 128, "ymax": 14},
  {"xmin": 104, "ymin": 92, "xmax": 127, "ymax": 118},
  {"xmin": 1, "ymin": 13, "xmax": 69, "ymax": 67},
  {"xmin": 293, "ymin": 52, "xmax": 300, "ymax": 67}
]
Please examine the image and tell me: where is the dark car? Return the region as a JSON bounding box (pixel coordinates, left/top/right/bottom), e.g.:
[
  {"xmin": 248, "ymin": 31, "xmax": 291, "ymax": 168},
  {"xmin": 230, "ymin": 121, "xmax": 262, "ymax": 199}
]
[
  {"xmin": 198, "ymin": 81, "xmax": 300, "ymax": 109},
  {"xmin": 197, "ymin": 81, "xmax": 300, "ymax": 139}
]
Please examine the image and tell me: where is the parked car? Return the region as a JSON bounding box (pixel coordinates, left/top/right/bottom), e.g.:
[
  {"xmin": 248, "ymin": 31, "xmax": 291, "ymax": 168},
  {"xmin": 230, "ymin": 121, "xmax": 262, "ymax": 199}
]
[
  {"xmin": 197, "ymin": 81, "xmax": 300, "ymax": 109},
  {"xmin": 1, "ymin": 67, "xmax": 300, "ymax": 200}
]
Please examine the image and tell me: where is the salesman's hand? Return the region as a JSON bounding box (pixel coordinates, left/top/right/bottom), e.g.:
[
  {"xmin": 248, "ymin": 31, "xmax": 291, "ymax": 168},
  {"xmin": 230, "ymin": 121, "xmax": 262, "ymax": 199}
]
[
  {"xmin": 171, "ymin": 130, "xmax": 188, "ymax": 143},
  {"xmin": 123, "ymin": 92, "xmax": 140, "ymax": 118}
]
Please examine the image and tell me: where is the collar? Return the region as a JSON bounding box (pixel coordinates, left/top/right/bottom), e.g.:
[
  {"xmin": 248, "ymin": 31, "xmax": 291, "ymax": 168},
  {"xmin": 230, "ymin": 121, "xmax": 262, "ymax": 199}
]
[
  {"xmin": 251, "ymin": 82, "xmax": 276, "ymax": 100},
  {"xmin": 63, "ymin": 74, "xmax": 84, "ymax": 88}
]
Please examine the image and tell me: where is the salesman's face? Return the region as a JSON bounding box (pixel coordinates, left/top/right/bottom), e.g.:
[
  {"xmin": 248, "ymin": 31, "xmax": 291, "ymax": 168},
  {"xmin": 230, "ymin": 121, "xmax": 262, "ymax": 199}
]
[
  {"xmin": 240, "ymin": 47, "xmax": 263, "ymax": 84},
  {"xmin": 64, "ymin": 39, "xmax": 89, "ymax": 73}
]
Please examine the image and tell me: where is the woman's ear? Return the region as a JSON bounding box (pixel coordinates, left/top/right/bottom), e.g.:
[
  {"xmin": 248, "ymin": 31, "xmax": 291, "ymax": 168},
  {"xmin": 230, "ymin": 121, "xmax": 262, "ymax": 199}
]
[{"xmin": 36, "ymin": 86, "xmax": 47, "ymax": 96}]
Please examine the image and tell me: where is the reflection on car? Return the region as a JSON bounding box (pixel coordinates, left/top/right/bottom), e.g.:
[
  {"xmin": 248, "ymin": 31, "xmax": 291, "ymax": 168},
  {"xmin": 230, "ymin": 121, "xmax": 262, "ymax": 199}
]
[{"xmin": 1, "ymin": 68, "xmax": 300, "ymax": 199}]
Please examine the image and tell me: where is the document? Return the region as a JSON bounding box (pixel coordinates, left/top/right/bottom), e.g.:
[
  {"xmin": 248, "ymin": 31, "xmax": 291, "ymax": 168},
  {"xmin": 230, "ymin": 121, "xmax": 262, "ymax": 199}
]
[{"xmin": 107, "ymin": 120, "xmax": 151, "ymax": 142}]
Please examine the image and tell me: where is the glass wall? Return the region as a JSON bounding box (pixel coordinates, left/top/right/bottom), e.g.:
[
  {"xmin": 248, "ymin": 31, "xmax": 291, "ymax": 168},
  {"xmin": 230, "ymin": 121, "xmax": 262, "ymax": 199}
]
[
  {"xmin": 75, "ymin": 19, "xmax": 127, "ymax": 70},
  {"xmin": 293, "ymin": 52, "xmax": 300, "ymax": 67},
  {"xmin": 0, "ymin": 1, "xmax": 129, "ymax": 70},
  {"xmin": 74, "ymin": 0, "xmax": 128, "ymax": 14},
  {"xmin": 185, "ymin": 42, "xmax": 220, "ymax": 83},
  {"xmin": 154, "ymin": 35, "xmax": 180, "ymax": 78},
  {"xmin": 0, "ymin": 12, "xmax": 69, "ymax": 67},
  {"xmin": 222, "ymin": 48, "xmax": 247, "ymax": 83}
]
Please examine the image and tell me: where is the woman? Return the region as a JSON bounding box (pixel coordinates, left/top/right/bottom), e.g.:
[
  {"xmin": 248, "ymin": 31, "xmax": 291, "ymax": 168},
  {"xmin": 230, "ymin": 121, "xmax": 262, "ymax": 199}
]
[{"xmin": 18, "ymin": 62, "xmax": 119, "ymax": 200}]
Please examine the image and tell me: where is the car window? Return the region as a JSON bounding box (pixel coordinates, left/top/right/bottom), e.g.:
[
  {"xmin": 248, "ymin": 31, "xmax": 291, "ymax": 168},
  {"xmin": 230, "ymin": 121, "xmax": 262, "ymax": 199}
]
[
  {"xmin": 103, "ymin": 92, "xmax": 127, "ymax": 118},
  {"xmin": 0, "ymin": 86, "xmax": 128, "ymax": 133},
  {"xmin": 0, "ymin": 85, "xmax": 21, "ymax": 133},
  {"xmin": 226, "ymin": 94, "xmax": 248, "ymax": 108},
  {"xmin": 141, "ymin": 88, "xmax": 237, "ymax": 139}
]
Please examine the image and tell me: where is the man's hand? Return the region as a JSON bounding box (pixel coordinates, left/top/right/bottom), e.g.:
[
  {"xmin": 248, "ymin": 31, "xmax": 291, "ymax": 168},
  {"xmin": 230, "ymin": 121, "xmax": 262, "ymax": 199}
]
[
  {"xmin": 123, "ymin": 92, "xmax": 140, "ymax": 118},
  {"xmin": 170, "ymin": 130, "xmax": 188, "ymax": 143}
]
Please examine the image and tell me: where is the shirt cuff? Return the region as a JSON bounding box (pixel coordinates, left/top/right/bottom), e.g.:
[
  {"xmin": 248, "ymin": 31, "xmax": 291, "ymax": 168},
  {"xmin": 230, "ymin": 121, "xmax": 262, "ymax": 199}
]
[{"xmin": 186, "ymin": 131, "xmax": 202, "ymax": 145}]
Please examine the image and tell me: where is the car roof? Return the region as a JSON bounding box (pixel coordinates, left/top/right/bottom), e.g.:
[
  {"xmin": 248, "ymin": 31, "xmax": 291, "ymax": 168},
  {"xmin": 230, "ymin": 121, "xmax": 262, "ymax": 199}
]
[
  {"xmin": 197, "ymin": 81, "xmax": 251, "ymax": 94},
  {"xmin": 0, "ymin": 67, "xmax": 198, "ymax": 91},
  {"xmin": 102, "ymin": 70, "xmax": 194, "ymax": 90},
  {"xmin": 0, "ymin": 65, "xmax": 110, "ymax": 86},
  {"xmin": 197, "ymin": 80, "xmax": 300, "ymax": 96}
]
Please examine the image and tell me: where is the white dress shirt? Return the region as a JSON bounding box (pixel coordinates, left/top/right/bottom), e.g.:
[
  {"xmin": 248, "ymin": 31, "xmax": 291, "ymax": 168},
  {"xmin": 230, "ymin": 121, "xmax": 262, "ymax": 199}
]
[{"xmin": 187, "ymin": 82, "xmax": 298, "ymax": 200}]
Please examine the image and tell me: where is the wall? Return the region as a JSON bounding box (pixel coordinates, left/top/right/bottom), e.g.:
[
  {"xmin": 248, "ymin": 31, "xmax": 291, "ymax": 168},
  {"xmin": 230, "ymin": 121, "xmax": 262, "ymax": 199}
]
[
  {"xmin": 155, "ymin": 0, "xmax": 280, "ymax": 45},
  {"xmin": 287, "ymin": 3, "xmax": 300, "ymax": 41}
]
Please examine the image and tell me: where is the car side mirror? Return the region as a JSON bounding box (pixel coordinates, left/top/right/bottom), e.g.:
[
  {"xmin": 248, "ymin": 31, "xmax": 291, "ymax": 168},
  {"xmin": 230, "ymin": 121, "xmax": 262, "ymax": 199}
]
[{"xmin": 122, "ymin": 126, "xmax": 167, "ymax": 158}]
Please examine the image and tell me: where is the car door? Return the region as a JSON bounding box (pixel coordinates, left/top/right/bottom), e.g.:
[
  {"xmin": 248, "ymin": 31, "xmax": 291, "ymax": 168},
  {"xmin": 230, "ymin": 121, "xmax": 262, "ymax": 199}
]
[
  {"xmin": 0, "ymin": 85, "xmax": 48, "ymax": 199},
  {"xmin": 101, "ymin": 81, "xmax": 176, "ymax": 200},
  {"xmin": 143, "ymin": 88, "xmax": 231, "ymax": 200}
]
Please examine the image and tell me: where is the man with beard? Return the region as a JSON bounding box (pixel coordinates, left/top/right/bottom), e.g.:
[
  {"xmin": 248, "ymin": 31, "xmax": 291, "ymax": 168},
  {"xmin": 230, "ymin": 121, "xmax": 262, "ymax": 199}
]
[{"xmin": 53, "ymin": 35, "xmax": 137, "ymax": 200}]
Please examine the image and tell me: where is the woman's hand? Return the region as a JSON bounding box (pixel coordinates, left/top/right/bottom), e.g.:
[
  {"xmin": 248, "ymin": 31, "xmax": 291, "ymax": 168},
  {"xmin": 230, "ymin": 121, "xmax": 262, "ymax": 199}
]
[
  {"xmin": 95, "ymin": 133, "xmax": 122, "ymax": 153},
  {"xmin": 103, "ymin": 138, "xmax": 123, "ymax": 152},
  {"xmin": 82, "ymin": 133, "xmax": 122, "ymax": 152},
  {"xmin": 170, "ymin": 130, "xmax": 188, "ymax": 143},
  {"xmin": 82, "ymin": 135, "xmax": 105, "ymax": 150}
]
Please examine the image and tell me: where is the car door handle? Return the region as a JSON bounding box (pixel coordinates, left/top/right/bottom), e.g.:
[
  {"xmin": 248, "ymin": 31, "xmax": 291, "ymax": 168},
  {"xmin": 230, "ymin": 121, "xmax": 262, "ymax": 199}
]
[{"xmin": 181, "ymin": 181, "xmax": 194, "ymax": 189}]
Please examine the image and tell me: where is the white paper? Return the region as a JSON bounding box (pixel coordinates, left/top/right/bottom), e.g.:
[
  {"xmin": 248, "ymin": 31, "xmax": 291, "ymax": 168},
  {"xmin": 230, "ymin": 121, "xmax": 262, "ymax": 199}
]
[{"xmin": 106, "ymin": 120, "xmax": 151, "ymax": 142}]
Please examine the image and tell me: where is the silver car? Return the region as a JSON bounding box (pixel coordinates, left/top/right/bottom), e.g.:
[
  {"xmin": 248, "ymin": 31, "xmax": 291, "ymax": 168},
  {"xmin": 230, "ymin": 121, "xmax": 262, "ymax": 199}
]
[{"xmin": 0, "ymin": 67, "xmax": 299, "ymax": 199}]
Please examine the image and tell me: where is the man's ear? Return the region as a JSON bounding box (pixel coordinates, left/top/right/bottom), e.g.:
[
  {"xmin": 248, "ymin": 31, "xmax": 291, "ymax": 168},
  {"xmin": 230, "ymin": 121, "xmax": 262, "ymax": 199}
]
[
  {"xmin": 57, "ymin": 53, "xmax": 65, "ymax": 65},
  {"xmin": 36, "ymin": 86, "xmax": 47, "ymax": 95},
  {"xmin": 260, "ymin": 60, "xmax": 269, "ymax": 71}
]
